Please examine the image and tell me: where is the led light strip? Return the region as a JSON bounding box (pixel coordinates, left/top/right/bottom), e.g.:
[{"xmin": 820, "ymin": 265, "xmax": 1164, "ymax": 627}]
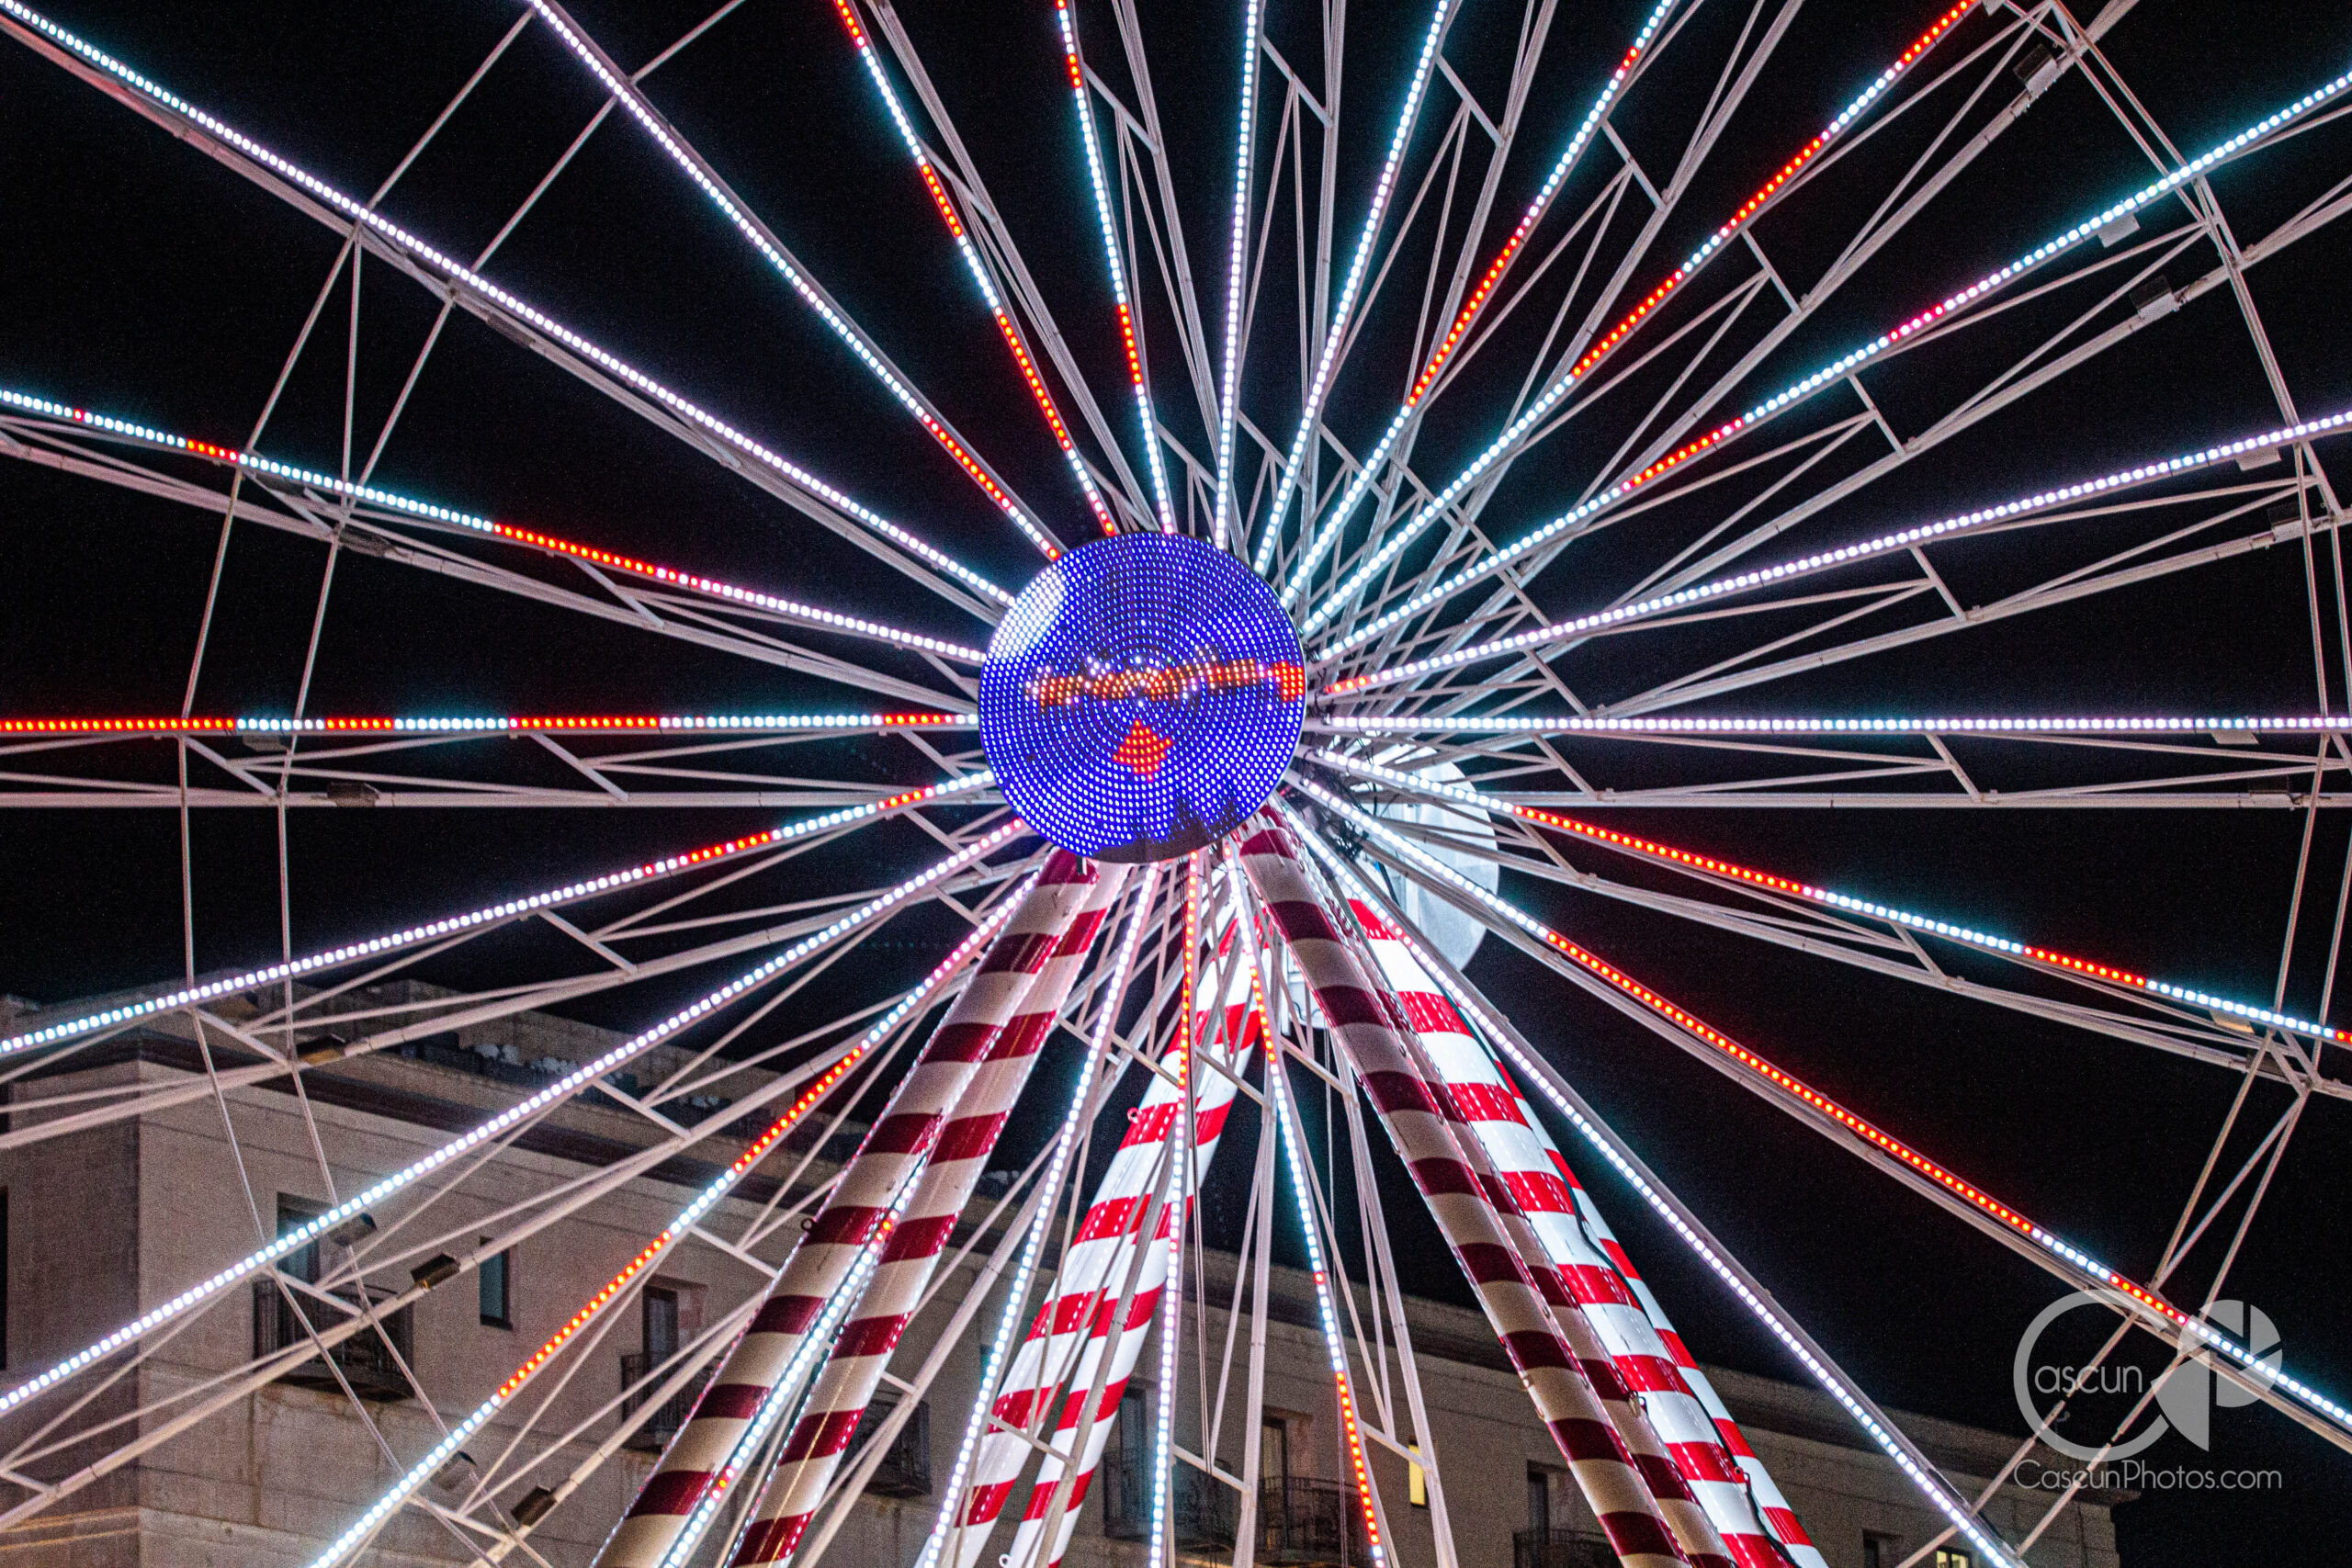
[
  {"xmin": 1052, "ymin": 0, "xmax": 1178, "ymax": 533},
  {"xmin": 1245, "ymin": 910, "xmax": 1387, "ymax": 1567},
  {"xmin": 1253, "ymin": 0, "xmax": 1462, "ymax": 577},
  {"xmin": 1293, "ymin": 782, "xmax": 2352, "ymax": 1469},
  {"xmin": 0, "ymin": 4, "xmax": 1014, "ymax": 606},
  {"xmin": 1322, "ymin": 405, "xmax": 2352, "ymax": 687},
  {"xmin": 826, "ymin": 0, "xmax": 1113, "ymax": 542},
  {"xmin": 304, "ymin": 888, "xmax": 1027, "ymax": 1568},
  {"xmin": 1144, "ymin": 854, "xmax": 1203, "ymax": 1568},
  {"xmin": 1300, "ymin": 0, "xmax": 1981, "ymax": 637},
  {"xmin": 1, "ymin": 713, "xmax": 978, "ymax": 736},
  {"xmin": 912, "ymin": 866, "xmax": 1158, "ymax": 1568},
  {"xmin": 1278, "ymin": 0, "xmax": 1685, "ymax": 599},
  {"xmin": 1210, "ymin": 0, "xmax": 1266, "ymax": 554},
  {"xmin": 518, "ymin": 0, "xmax": 1055, "ymax": 558},
  {"xmin": 0, "ymin": 821, "xmax": 1024, "ymax": 1423},
  {"xmin": 0, "ymin": 771, "xmax": 993, "ymax": 1056},
  {"xmin": 1308, "ymin": 746, "xmax": 2352, "ymax": 1045},
  {"xmin": 1315, "ymin": 713, "xmax": 2346, "ymax": 736},
  {"xmin": 0, "ymin": 384, "xmax": 992, "ymax": 660},
  {"xmin": 658, "ymin": 1190, "xmax": 921, "ymax": 1568},
  {"xmin": 1283, "ymin": 820, "xmax": 2024, "ymax": 1568}
]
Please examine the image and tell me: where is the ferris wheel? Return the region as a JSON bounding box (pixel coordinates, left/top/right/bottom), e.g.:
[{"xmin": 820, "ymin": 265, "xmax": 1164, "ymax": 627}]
[{"xmin": 1, "ymin": 0, "xmax": 2350, "ymax": 1564}]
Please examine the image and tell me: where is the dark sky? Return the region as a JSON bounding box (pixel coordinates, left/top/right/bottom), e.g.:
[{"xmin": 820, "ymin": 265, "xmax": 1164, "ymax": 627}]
[{"xmin": 4, "ymin": 1, "xmax": 2351, "ymax": 1562}]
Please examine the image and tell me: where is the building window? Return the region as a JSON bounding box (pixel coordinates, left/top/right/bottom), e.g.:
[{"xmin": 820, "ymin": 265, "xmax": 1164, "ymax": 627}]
[
  {"xmin": 643, "ymin": 1285, "xmax": 679, "ymax": 1363},
  {"xmin": 1261, "ymin": 1415, "xmax": 1290, "ymax": 1486},
  {"xmin": 1864, "ymin": 1534, "xmax": 1902, "ymax": 1568},
  {"xmin": 1527, "ymin": 1466, "xmax": 1552, "ymax": 1539},
  {"xmin": 1934, "ymin": 1552, "xmax": 1973, "ymax": 1568},
  {"xmin": 1102, "ymin": 1387, "xmax": 1148, "ymax": 1537},
  {"xmin": 480, "ymin": 1246, "xmax": 513, "ymax": 1328},
  {"xmin": 846, "ymin": 1391, "xmax": 932, "ymax": 1497},
  {"xmin": 1407, "ymin": 1443, "xmax": 1427, "ymax": 1508},
  {"xmin": 277, "ymin": 1194, "xmax": 328, "ymax": 1284}
]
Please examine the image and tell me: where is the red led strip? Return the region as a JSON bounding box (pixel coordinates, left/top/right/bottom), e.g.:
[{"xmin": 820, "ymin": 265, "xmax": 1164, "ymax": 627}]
[
  {"xmin": 1250, "ymin": 936, "xmax": 1385, "ymax": 1563},
  {"xmin": 471, "ymin": 525, "xmax": 975, "ymax": 653},
  {"xmin": 1116, "ymin": 301, "xmax": 1147, "ymax": 394},
  {"xmin": 1492, "ymin": 799, "xmax": 2352, "ymax": 1041},
  {"xmin": 492, "ymin": 890, "xmax": 1014, "ymax": 1404},
  {"xmin": 1536, "ymin": 926, "xmax": 2033, "ymax": 1232},
  {"xmin": 1020, "ymin": 658, "xmax": 1306, "ymax": 707},
  {"xmin": 1406, "ymin": 44, "xmax": 1645, "ymax": 409},
  {"xmin": 1563, "ymin": 3, "xmax": 1973, "ymax": 386},
  {"xmin": 825, "ymin": 0, "xmax": 1108, "ymax": 540},
  {"xmin": 1, "ymin": 390, "xmax": 985, "ymax": 652},
  {"xmin": 2, "ymin": 717, "xmax": 234, "ymax": 734},
  {"xmin": 0, "ymin": 715, "xmax": 966, "ymax": 736}
]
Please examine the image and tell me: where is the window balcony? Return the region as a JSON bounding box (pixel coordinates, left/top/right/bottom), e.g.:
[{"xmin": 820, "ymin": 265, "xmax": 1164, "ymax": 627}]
[
  {"xmin": 1512, "ymin": 1526, "xmax": 1617, "ymax": 1568},
  {"xmin": 1257, "ymin": 1476, "xmax": 1374, "ymax": 1566},
  {"xmin": 1100, "ymin": 1457, "xmax": 1238, "ymax": 1550},
  {"xmin": 845, "ymin": 1393, "xmax": 932, "ymax": 1498},
  {"xmin": 619, "ymin": 1350, "xmax": 714, "ymax": 1454},
  {"xmin": 252, "ymin": 1281, "xmax": 414, "ymax": 1402}
]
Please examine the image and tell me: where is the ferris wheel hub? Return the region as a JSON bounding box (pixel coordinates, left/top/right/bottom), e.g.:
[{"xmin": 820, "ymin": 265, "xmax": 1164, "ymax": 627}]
[{"xmin": 978, "ymin": 533, "xmax": 1305, "ymax": 862}]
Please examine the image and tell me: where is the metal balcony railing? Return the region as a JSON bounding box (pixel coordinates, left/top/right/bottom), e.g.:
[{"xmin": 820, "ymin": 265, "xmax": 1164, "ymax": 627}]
[
  {"xmin": 1258, "ymin": 1476, "xmax": 1374, "ymax": 1566},
  {"xmin": 619, "ymin": 1351, "xmax": 714, "ymax": 1453},
  {"xmin": 252, "ymin": 1280, "xmax": 414, "ymax": 1401},
  {"xmin": 1512, "ymin": 1527, "xmax": 1617, "ymax": 1568},
  {"xmin": 1100, "ymin": 1458, "xmax": 1238, "ymax": 1549},
  {"xmin": 846, "ymin": 1395, "xmax": 933, "ymax": 1498}
]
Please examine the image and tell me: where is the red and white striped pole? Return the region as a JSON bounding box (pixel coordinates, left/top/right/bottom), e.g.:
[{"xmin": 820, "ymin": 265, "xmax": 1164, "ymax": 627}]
[
  {"xmin": 956, "ymin": 917, "xmax": 1261, "ymax": 1568},
  {"xmin": 723, "ymin": 863, "xmax": 1132, "ymax": 1566},
  {"xmin": 592, "ymin": 852, "xmax": 1105, "ymax": 1568},
  {"xmin": 1238, "ymin": 814, "xmax": 1692, "ymax": 1568},
  {"xmin": 1342, "ymin": 889, "xmax": 1805, "ymax": 1568},
  {"xmin": 1504, "ymin": 1057, "xmax": 1826, "ymax": 1567}
]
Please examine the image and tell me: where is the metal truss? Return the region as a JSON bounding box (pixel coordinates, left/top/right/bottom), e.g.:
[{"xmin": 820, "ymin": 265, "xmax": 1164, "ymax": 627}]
[{"xmin": 2, "ymin": 1, "xmax": 2349, "ymax": 1566}]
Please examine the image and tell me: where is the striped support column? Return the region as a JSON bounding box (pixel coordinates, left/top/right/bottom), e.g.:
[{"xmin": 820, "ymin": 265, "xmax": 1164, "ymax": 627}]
[
  {"xmin": 593, "ymin": 852, "xmax": 1104, "ymax": 1568},
  {"xmin": 726, "ymin": 863, "xmax": 1132, "ymax": 1565},
  {"xmin": 1500, "ymin": 1059, "xmax": 1826, "ymax": 1568},
  {"xmin": 963, "ymin": 921, "xmax": 1261, "ymax": 1568},
  {"xmin": 1238, "ymin": 817, "xmax": 1690, "ymax": 1568},
  {"xmin": 1346, "ymin": 896, "xmax": 1791, "ymax": 1568}
]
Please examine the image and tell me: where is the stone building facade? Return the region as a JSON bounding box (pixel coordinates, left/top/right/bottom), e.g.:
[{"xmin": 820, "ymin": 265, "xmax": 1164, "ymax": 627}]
[{"xmin": 0, "ymin": 991, "xmax": 2126, "ymax": 1568}]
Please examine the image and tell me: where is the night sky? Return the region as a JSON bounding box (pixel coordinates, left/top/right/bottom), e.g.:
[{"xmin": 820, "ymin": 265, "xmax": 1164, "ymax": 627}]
[{"xmin": 4, "ymin": 1, "xmax": 2351, "ymax": 1562}]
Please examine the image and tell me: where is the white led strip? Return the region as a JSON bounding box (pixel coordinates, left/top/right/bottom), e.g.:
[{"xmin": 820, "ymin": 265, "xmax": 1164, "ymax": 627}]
[
  {"xmin": 1210, "ymin": 0, "xmax": 1267, "ymax": 554},
  {"xmin": 667, "ymin": 1189, "xmax": 921, "ymax": 1568},
  {"xmin": 1252, "ymin": 0, "xmax": 1462, "ymax": 577},
  {"xmin": 1277, "ymin": 0, "xmax": 1683, "ymax": 601},
  {"xmin": 1052, "ymin": 0, "xmax": 1179, "ymax": 533},
  {"xmin": 304, "ymin": 887, "xmax": 1031, "ymax": 1568},
  {"xmin": 0, "ymin": 2, "xmax": 1013, "ymax": 608},
  {"xmin": 0, "ymin": 772, "xmax": 993, "ymax": 1058},
  {"xmin": 828, "ymin": 0, "xmax": 1114, "ymax": 539},
  {"xmin": 1307, "ymin": 746, "xmax": 2352, "ymax": 1046},
  {"xmin": 1243, "ymin": 883, "xmax": 1387, "ymax": 1567},
  {"xmin": 1312, "ymin": 58, "xmax": 2352, "ymax": 649},
  {"xmin": 0, "ymin": 388, "xmax": 993, "ymax": 667},
  {"xmin": 0, "ymin": 821, "xmax": 1023, "ymax": 1422},
  {"xmin": 1284, "ymin": 805, "xmax": 2025, "ymax": 1568},
  {"xmin": 1144, "ymin": 857, "xmax": 1202, "ymax": 1568},
  {"xmin": 517, "ymin": 0, "xmax": 1055, "ymax": 558},
  {"xmin": 1291, "ymin": 794, "xmax": 2352, "ymax": 1493},
  {"xmin": 1321, "ymin": 405, "xmax": 2352, "ymax": 687}
]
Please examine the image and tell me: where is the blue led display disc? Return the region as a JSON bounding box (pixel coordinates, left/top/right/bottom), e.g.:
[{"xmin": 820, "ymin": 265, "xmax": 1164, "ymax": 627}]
[{"xmin": 979, "ymin": 534, "xmax": 1306, "ymax": 863}]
